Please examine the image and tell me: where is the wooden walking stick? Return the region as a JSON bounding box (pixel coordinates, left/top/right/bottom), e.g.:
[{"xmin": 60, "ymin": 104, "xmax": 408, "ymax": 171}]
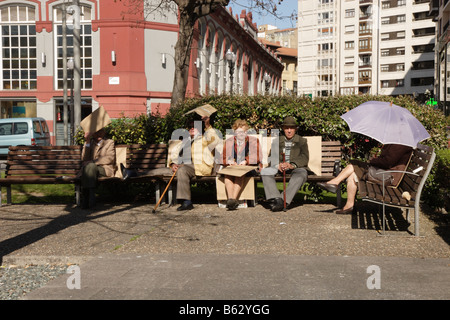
[
  {"xmin": 282, "ymin": 152, "xmax": 286, "ymax": 211},
  {"xmin": 152, "ymin": 167, "xmax": 178, "ymax": 213}
]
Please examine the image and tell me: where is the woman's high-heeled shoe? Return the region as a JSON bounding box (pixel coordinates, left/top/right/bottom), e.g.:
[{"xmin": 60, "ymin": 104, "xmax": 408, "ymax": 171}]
[{"xmin": 316, "ymin": 182, "xmax": 339, "ymax": 194}]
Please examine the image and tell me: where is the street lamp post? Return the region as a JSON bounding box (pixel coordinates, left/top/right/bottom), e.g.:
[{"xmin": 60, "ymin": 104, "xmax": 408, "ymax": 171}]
[
  {"xmin": 67, "ymin": 2, "xmax": 81, "ymax": 140},
  {"xmin": 226, "ymin": 49, "xmax": 236, "ymax": 94},
  {"xmin": 62, "ymin": 5, "xmax": 68, "ymax": 146},
  {"xmin": 67, "ymin": 57, "xmax": 74, "ymax": 143}
]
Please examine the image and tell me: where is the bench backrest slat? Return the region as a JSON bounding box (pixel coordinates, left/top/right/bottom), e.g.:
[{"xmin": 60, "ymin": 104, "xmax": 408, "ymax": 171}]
[
  {"xmin": 126, "ymin": 144, "xmax": 169, "ymax": 171},
  {"xmin": 4, "ymin": 146, "xmax": 82, "ymax": 178}
]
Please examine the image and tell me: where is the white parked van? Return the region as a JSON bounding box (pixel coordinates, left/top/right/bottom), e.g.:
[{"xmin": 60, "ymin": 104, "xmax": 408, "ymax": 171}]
[{"xmin": 0, "ymin": 117, "xmax": 51, "ymax": 156}]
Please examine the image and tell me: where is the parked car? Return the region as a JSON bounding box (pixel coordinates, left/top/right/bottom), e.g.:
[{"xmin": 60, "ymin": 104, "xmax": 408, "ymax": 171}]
[{"xmin": 0, "ymin": 117, "xmax": 51, "ymax": 156}]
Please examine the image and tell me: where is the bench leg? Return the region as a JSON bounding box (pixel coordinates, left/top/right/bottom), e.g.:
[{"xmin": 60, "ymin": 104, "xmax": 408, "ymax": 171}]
[
  {"xmin": 405, "ymin": 208, "xmax": 410, "ymax": 222},
  {"xmin": 168, "ymin": 183, "xmax": 177, "ymax": 206},
  {"xmin": 0, "ymin": 186, "xmax": 2, "ymax": 207},
  {"xmin": 336, "ymin": 183, "xmax": 342, "ymax": 208},
  {"xmin": 414, "ymin": 204, "xmax": 420, "ymax": 237},
  {"xmin": 6, "ymin": 185, "xmax": 11, "ymax": 205},
  {"xmin": 154, "ymin": 182, "xmax": 161, "ymax": 205},
  {"xmin": 75, "ymin": 184, "xmax": 81, "ymax": 206}
]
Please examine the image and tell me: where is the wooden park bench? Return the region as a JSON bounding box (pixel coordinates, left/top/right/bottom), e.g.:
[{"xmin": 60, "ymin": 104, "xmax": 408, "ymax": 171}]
[
  {"xmin": 0, "ymin": 140, "xmax": 344, "ymax": 208},
  {"xmin": 0, "ymin": 145, "xmax": 82, "ymax": 206},
  {"xmin": 358, "ymin": 144, "xmax": 436, "ymax": 237},
  {"xmin": 0, "ymin": 144, "xmax": 169, "ymax": 206}
]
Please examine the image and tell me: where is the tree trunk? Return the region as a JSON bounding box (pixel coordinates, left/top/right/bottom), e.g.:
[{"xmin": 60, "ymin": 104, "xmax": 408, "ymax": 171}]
[{"xmin": 170, "ymin": 11, "xmax": 195, "ymax": 108}]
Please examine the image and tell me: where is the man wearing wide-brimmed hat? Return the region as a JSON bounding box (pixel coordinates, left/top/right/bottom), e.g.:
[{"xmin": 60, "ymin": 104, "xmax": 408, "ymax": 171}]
[
  {"xmin": 79, "ymin": 107, "xmax": 116, "ymax": 209},
  {"xmin": 261, "ymin": 116, "xmax": 310, "ymax": 211}
]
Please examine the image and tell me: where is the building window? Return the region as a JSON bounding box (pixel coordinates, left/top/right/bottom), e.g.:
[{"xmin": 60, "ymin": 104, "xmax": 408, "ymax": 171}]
[
  {"xmin": 345, "ymin": 9, "xmax": 355, "ymax": 18},
  {"xmin": 345, "ymin": 56, "xmax": 354, "ymax": 65},
  {"xmin": 0, "ymin": 99, "xmax": 36, "ymax": 118},
  {"xmin": 53, "ymin": 5, "xmax": 93, "ymax": 90},
  {"xmin": 359, "ymin": 38, "xmax": 371, "ymax": 50},
  {"xmin": 345, "ymin": 41, "xmax": 354, "ymax": 49},
  {"xmin": 345, "ymin": 25, "xmax": 355, "ymax": 33},
  {"xmin": 397, "ymin": 15, "xmax": 406, "ymax": 23},
  {"xmin": 411, "ymin": 77, "xmax": 434, "ymax": 86},
  {"xmin": 0, "ymin": 5, "xmax": 37, "ymax": 90}
]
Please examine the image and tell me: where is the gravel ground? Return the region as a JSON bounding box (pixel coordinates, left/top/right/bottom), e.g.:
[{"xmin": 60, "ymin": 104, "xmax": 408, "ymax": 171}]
[{"xmin": 0, "ymin": 264, "xmax": 68, "ymax": 300}]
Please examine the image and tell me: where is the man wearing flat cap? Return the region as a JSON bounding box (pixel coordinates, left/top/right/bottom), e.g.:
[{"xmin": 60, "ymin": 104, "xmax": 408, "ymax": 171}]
[{"xmin": 261, "ymin": 116, "xmax": 310, "ymax": 211}]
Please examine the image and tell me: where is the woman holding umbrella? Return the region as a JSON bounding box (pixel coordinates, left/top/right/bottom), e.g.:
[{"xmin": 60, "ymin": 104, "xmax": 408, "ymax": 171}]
[
  {"xmin": 317, "ymin": 144, "xmax": 413, "ymax": 214},
  {"xmin": 317, "ymin": 100, "xmax": 429, "ymax": 214}
]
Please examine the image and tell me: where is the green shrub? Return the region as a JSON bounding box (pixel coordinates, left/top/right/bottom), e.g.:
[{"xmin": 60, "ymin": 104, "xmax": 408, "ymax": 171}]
[{"xmin": 423, "ymin": 149, "xmax": 450, "ymax": 212}]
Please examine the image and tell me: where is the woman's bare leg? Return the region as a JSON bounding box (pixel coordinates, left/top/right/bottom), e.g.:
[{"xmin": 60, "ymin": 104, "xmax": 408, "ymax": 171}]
[
  {"xmin": 343, "ymin": 173, "xmax": 358, "ymax": 209},
  {"xmin": 327, "ymin": 164, "xmax": 355, "ymax": 185}
]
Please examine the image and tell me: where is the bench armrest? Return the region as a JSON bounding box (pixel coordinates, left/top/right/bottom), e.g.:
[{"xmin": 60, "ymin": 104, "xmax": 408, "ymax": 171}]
[
  {"xmin": 333, "ymin": 159, "xmax": 341, "ymax": 176},
  {"xmin": 374, "ymin": 169, "xmax": 422, "ymax": 189},
  {"xmin": 374, "ymin": 169, "xmax": 420, "ymax": 178}
]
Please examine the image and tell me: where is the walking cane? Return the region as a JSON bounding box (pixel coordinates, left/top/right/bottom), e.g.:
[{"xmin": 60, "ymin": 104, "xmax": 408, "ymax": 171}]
[
  {"xmin": 282, "ymin": 152, "xmax": 286, "ymax": 211},
  {"xmin": 152, "ymin": 167, "xmax": 178, "ymax": 213}
]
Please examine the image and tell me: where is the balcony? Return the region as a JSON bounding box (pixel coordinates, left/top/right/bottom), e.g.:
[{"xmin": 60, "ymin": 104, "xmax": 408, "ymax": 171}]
[
  {"xmin": 428, "ymin": 0, "xmax": 439, "ymax": 18},
  {"xmin": 359, "ymin": 78, "xmax": 372, "ymax": 84},
  {"xmin": 412, "ymin": 27, "xmax": 435, "ymax": 37}
]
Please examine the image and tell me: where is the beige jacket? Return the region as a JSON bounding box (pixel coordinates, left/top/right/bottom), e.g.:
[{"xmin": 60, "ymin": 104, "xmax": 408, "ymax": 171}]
[
  {"xmin": 191, "ymin": 125, "xmax": 220, "ymax": 176},
  {"xmin": 81, "ymin": 138, "xmax": 116, "ymax": 177}
]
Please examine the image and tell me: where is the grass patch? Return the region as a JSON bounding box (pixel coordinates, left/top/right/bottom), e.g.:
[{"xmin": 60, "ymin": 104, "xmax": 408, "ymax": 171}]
[
  {"xmin": 1, "ymin": 179, "xmax": 345, "ymax": 206},
  {"xmin": 1, "ymin": 183, "xmax": 76, "ymax": 205}
]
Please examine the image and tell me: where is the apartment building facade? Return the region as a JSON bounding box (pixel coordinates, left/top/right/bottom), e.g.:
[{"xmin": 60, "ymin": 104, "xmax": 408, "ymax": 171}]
[
  {"xmin": 298, "ymin": 0, "xmax": 435, "ymax": 99},
  {"xmin": 0, "ymin": 0, "xmax": 282, "ymax": 145},
  {"xmin": 298, "ymin": 0, "xmax": 339, "ymax": 97},
  {"xmin": 430, "ymin": 0, "xmax": 450, "ymax": 116}
]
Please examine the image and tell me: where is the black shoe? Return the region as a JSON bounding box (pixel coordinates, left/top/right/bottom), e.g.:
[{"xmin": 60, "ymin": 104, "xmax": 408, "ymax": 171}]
[
  {"xmin": 271, "ymin": 198, "xmax": 284, "ymax": 212},
  {"xmin": 227, "ymin": 199, "xmax": 239, "ymax": 210},
  {"xmin": 177, "ymin": 202, "xmax": 194, "ymax": 211},
  {"xmin": 317, "ymin": 182, "xmax": 338, "ymax": 194}
]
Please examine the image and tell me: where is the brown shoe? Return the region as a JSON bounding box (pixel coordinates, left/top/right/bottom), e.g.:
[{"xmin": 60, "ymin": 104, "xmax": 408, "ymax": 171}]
[{"xmin": 335, "ymin": 207, "xmax": 354, "ymax": 214}]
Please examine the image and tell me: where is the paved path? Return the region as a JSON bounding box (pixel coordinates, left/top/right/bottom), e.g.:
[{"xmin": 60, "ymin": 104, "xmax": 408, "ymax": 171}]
[
  {"xmin": 0, "ymin": 201, "xmax": 449, "ymax": 302},
  {"xmin": 23, "ymin": 253, "xmax": 450, "ymax": 300}
]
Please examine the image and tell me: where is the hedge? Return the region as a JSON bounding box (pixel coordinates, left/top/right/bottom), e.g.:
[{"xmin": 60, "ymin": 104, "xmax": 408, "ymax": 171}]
[{"xmin": 76, "ymin": 94, "xmax": 449, "ymax": 211}]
